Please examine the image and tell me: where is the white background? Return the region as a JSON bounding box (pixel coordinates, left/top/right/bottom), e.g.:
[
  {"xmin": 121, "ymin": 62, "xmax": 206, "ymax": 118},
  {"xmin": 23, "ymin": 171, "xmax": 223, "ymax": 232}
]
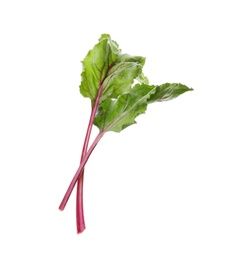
[{"xmin": 0, "ymin": 0, "xmax": 227, "ymax": 259}]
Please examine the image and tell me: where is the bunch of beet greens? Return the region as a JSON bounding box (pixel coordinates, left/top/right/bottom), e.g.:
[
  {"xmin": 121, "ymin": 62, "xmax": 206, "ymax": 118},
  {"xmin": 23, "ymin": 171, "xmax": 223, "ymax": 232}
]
[{"xmin": 59, "ymin": 34, "xmax": 193, "ymax": 234}]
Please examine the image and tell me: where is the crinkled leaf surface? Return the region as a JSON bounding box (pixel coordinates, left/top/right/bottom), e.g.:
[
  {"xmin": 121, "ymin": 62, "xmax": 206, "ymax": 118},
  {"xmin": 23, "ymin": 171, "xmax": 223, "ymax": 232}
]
[
  {"xmin": 80, "ymin": 34, "xmax": 146, "ymax": 105},
  {"xmin": 100, "ymin": 61, "xmax": 144, "ymax": 103},
  {"xmin": 94, "ymin": 83, "xmax": 193, "ymax": 133},
  {"xmin": 148, "ymin": 83, "xmax": 193, "ymax": 103},
  {"xmin": 80, "ymin": 34, "xmax": 193, "ymax": 133},
  {"xmin": 94, "ymin": 84, "xmax": 156, "ymax": 132},
  {"xmin": 80, "ymin": 34, "xmax": 120, "ymax": 102}
]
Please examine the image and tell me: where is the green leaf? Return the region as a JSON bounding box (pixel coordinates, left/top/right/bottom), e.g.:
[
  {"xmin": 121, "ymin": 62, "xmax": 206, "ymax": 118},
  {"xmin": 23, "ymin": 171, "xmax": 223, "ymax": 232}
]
[
  {"xmin": 116, "ymin": 54, "xmax": 146, "ymax": 65},
  {"xmin": 80, "ymin": 34, "xmax": 121, "ymax": 102},
  {"xmin": 136, "ymin": 72, "xmax": 149, "ymax": 84},
  {"xmin": 79, "ymin": 34, "xmax": 148, "ymax": 105},
  {"xmin": 94, "ymin": 83, "xmax": 193, "ymax": 133},
  {"xmin": 148, "ymin": 83, "xmax": 193, "ymax": 103},
  {"xmin": 114, "ymin": 54, "xmax": 149, "ymax": 84},
  {"xmin": 99, "ymin": 61, "xmax": 144, "ymax": 103},
  {"xmin": 94, "ymin": 84, "xmax": 156, "ymax": 133}
]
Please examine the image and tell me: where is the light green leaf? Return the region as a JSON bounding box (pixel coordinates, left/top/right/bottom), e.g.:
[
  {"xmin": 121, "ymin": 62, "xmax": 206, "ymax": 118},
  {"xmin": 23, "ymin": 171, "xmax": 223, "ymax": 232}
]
[
  {"xmin": 136, "ymin": 72, "xmax": 149, "ymax": 84},
  {"xmin": 116, "ymin": 54, "xmax": 146, "ymax": 65},
  {"xmin": 148, "ymin": 83, "xmax": 193, "ymax": 103},
  {"xmin": 80, "ymin": 34, "xmax": 121, "ymax": 102},
  {"xmin": 115, "ymin": 54, "xmax": 149, "ymax": 84},
  {"xmin": 79, "ymin": 34, "xmax": 148, "ymax": 105},
  {"xmin": 99, "ymin": 61, "xmax": 144, "ymax": 103},
  {"xmin": 94, "ymin": 83, "xmax": 193, "ymax": 133},
  {"xmin": 94, "ymin": 84, "xmax": 156, "ymax": 133}
]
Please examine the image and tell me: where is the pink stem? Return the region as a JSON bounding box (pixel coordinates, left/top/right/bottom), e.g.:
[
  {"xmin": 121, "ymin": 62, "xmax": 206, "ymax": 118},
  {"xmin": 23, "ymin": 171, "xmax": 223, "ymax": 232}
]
[
  {"xmin": 59, "ymin": 131, "xmax": 104, "ymax": 211},
  {"xmin": 76, "ymin": 85, "xmax": 104, "ymax": 233},
  {"xmin": 76, "ymin": 173, "xmax": 85, "ymax": 233},
  {"xmin": 76, "ymin": 112, "xmax": 93, "ymax": 233}
]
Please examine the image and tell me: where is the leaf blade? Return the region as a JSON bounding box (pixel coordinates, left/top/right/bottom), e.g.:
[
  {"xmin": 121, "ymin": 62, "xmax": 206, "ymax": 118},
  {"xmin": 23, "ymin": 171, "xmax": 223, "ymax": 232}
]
[
  {"xmin": 100, "ymin": 61, "xmax": 144, "ymax": 103},
  {"xmin": 79, "ymin": 34, "xmax": 121, "ymax": 102},
  {"xmin": 94, "ymin": 84, "xmax": 156, "ymax": 133},
  {"xmin": 148, "ymin": 83, "xmax": 193, "ymax": 103},
  {"xmin": 94, "ymin": 83, "xmax": 193, "ymax": 133},
  {"xmin": 79, "ymin": 35, "xmax": 148, "ymax": 105}
]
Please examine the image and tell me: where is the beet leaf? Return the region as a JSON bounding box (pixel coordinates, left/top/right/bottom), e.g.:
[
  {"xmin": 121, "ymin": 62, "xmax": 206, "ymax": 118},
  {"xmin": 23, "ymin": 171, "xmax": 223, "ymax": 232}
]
[{"xmin": 59, "ymin": 34, "xmax": 193, "ymax": 234}]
